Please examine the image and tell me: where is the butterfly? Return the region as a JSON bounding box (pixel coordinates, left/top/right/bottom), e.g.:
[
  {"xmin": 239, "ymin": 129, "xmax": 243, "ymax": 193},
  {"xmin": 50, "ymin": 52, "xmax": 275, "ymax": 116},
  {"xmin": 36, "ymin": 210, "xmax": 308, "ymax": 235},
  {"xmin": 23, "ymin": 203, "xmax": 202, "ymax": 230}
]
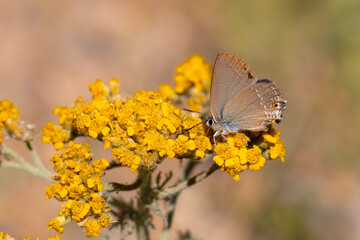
[{"xmin": 205, "ymin": 52, "xmax": 287, "ymax": 145}]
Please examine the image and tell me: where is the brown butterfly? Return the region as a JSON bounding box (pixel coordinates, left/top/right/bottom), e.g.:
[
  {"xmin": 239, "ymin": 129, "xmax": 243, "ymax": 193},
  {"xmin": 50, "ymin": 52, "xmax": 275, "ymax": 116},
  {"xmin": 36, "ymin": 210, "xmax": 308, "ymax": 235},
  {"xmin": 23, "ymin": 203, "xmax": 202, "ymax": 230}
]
[{"xmin": 205, "ymin": 52, "xmax": 287, "ymax": 144}]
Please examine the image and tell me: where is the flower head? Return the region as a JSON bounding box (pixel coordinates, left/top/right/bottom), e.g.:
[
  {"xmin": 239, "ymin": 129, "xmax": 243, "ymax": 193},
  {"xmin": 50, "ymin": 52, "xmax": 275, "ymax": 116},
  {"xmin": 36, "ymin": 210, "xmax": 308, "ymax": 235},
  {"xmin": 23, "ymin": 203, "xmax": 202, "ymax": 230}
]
[
  {"xmin": 43, "ymin": 78, "xmax": 213, "ymax": 174},
  {"xmin": 0, "ymin": 100, "xmax": 22, "ymax": 143},
  {"xmin": 173, "ymin": 54, "xmax": 211, "ymax": 94},
  {"xmin": 45, "ymin": 141, "xmax": 112, "ymax": 237},
  {"xmin": 262, "ymin": 126, "xmax": 286, "ymax": 162},
  {"xmin": 213, "ymin": 134, "xmax": 251, "ymax": 181},
  {"xmin": 0, "ymin": 232, "xmax": 15, "ymax": 240},
  {"xmin": 42, "ymin": 122, "xmax": 69, "ymax": 150}
]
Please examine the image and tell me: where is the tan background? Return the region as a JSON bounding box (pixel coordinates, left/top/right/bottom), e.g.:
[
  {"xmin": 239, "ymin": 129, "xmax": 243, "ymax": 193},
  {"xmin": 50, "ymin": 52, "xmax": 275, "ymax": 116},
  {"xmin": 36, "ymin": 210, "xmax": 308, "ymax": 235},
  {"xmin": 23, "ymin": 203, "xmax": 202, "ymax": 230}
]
[{"xmin": 0, "ymin": 0, "xmax": 359, "ymax": 239}]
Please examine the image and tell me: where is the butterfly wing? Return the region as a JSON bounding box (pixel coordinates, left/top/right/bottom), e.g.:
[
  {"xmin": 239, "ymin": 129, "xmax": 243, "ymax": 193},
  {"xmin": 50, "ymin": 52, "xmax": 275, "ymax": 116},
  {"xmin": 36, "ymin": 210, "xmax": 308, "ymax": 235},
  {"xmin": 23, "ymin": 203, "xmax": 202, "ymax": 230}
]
[
  {"xmin": 210, "ymin": 52, "xmax": 257, "ymax": 123},
  {"xmin": 221, "ymin": 78, "xmax": 287, "ymax": 131}
]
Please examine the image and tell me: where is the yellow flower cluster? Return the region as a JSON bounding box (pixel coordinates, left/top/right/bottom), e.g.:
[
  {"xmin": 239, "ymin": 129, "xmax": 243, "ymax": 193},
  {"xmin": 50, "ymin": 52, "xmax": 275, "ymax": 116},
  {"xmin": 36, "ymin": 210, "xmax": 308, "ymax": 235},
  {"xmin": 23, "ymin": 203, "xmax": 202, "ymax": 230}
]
[
  {"xmin": 173, "ymin": 54, "xmax": 211, "ymax": 94},
  {"xmin": 186, "ymin": 89, "xmax": 207, "ymax": 112},
  {"xmin": 157, "ymin": 83, "xmax": 174, "ymax": 99},
  {"xmin": 166, "ymin": 54, "xmax": 211, "ymax": 112},
  {"xmin": 0, "ymin": 232, "xmax": 60, "ymax": 240},
  {"xmin": 111, "ymin": 89, "xmax": 211, "ymax": 170},
  {"xmin": 0, "ymin": 100, "xmax": 21, "ymax": 143},
  {"xmin": 213, "ymin": 133, "xmax": 253, "ymax": 181},
  {"xmin": 213, "ymin": 126, "xmax": 286, "ymax": 181},
  {"xmin": 0, "ymin": 232, "xmax": 14, "ymax": 240},
  {"xmin": 262, "ymin": 126, "xmax": 286, "ymax": 163},
  {"xmin": 45, "ymin": 141, "xmax": 112, "ymax": 237},
  {"xmin": 23, "ymin": 236, "xmax": 60, "ymax": 240},
  {"xmin": 41, "ymin": 122, "xmax": 69, "ymax": 150},
  {"xmin": 43, "ymin": 79, "xmax": 212, "ymax": 173},
  {"xmin": 40, "ymin": 75, "xmax": 216, "ymax": 236}
]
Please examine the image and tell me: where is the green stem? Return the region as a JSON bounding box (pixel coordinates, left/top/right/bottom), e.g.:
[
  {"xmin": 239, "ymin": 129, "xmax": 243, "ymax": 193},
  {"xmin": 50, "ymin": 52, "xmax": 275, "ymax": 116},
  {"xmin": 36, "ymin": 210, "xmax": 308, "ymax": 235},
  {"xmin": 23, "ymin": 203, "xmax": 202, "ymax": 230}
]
[
  {"xmin": 0, "ymin": 144, "xmax": 26, "ymax": 163},
  {"xmin": 155, "ymin": 200, "xmax": 168, "ymax": 228},
  {"xmin": 0, "ymin": 144, "xmax": 53, "ymax": 182},
  {"xmin": 159, "ymin": 161, "xmax": 218, "ymax": 240},
  {"xmin": 135, "ymin": 168, "xmax": 153, "ymax": 240},
  {"xmin": 103, "ymin": 179, "xmax": 142, "ymax": 193},
  {"xmin": 25, "ymin": 140, "xmax": 48, "ymax": 172},
  {"xmin": 157, "ymin": 163, "xmax": 220, "ymax": 199}
]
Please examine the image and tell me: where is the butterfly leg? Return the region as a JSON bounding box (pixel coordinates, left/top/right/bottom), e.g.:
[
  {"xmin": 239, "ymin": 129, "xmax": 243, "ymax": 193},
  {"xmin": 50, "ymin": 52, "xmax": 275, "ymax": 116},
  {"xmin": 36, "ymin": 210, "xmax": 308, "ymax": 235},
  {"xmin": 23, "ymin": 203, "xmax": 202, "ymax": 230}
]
[
  {"xmin": 221, "ymin": 133, "xmax": 230, "ymax": 147},
  {"xmin": 236, "ymin": 132, "xmax": 248, "ymax": 146},
  {"xmin": 214, "ymin": 130, "xmax": 230, "ymax": 147},
  {"xmin": 213, "ymin": 130, "xmax": 230, "ymax": 147},
  {"xmin": 213, "ymin": 131, "xmax": 219, "ymax": 147}
]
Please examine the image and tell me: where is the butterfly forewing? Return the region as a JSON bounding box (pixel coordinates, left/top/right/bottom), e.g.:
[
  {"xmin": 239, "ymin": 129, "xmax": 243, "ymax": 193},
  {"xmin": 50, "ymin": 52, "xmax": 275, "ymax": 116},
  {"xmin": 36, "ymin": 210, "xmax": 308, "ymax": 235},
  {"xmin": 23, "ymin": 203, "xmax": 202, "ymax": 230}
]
[{"xmin": 210, "ymin": 52, "xmax": 257, "ymax": 123}]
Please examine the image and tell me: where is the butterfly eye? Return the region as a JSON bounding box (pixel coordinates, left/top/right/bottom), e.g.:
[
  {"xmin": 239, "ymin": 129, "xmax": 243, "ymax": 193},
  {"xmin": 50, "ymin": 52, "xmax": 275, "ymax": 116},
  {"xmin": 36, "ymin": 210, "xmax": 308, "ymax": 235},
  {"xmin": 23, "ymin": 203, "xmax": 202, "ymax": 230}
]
[{"xmin": 206, "ymin": 118, "xmax": 214, "ymax": 126}]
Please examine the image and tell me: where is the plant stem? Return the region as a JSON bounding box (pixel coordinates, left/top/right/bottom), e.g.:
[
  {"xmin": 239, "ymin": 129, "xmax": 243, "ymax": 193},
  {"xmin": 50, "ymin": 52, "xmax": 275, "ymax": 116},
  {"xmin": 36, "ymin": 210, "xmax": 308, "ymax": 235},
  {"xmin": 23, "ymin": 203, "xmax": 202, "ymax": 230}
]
[
  {"xmin": 157, "ymin": 163, "xmax": 220, "ymax": 199},
  {"xmin": 159, "ymin": 161, "xmax": 219, "ymax": 240},
  {"xmin": 135, "ymin": 168, "xmax": 153, "ymax": 240},
  {"xmin": 0, "ymin": 144, "xmax": 53, "ymax": 182},
  {"xmin": 104, "ymin": 179, "xmax": 142, "ymax": 193},
  {"xmin": 25, "ymin": 140, "xmax": 48, "ymax": 172}
]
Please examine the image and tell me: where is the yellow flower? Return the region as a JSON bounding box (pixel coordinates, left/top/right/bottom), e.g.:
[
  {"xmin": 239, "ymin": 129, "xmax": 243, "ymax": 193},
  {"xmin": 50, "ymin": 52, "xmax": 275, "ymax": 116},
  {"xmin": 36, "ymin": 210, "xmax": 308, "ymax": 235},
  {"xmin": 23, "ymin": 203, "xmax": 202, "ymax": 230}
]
[
  {"xmin": 23, "ymin": 235, "xmax": 60, "ymax": 240},
  {"xmin": 88, "ymin": 114, "xmax": 110, "ymax": 139},
  {"xmin": 47, "ymin": 78, "xmax": 215, "ymax": 174},
  {"xmin": 53, "ymin": 106, "xmax": 73, "ymax": 128},
  {"xmin": 0, "ymin": 100, "xmax": 19, "ymax": 124},
  {"xmin": 158, "ymin": 83, "xmax": 174, "ymax": 99},
  {"xmin": 270, "ymin": 140, "xmax": 286, "ymax": 162},
  {"xmin": 45, "ymin": 182, "xmax": 68, "ymax": 200},
  {"xmin": 98, "ymin": 213, "xmax": 112, "ymax": 229},
  {"xmin": 89, "ymin": 193, "xmax": 105, "ymax": 215},
  {"xmin": 246, "ymin": 146, "xmax": 266, "ymax": 171},
  {"xmin": 69, "ymin": 200, "xmax": 91, "ymax": 222},
  {"xmin": 187, "ymin": 91, "xmax": 207, "ymax": 112},
  {"xmin": 262, "ymin": 125, "xmax": 286, "ymax": 162},
  {"xmin": 213, "ymin": 134, "xmax": 254, "ymax": 181},
  {"xmin": 112, "ymin": 146, "xmax": 142, "ymax": 172},
  {"xmin": 181, "ymin": 116, "xmax": 203, "ymax": 139},
  {"xmin": 42, "ymin": 122, "xmax": 69, "ymax": 150},
  {"xmin": 193, "ymin": 135, "xmax": 212, "ymax": 158},
  {"xmin": 0, "ymin": 100, "xmax": 21, "ymax": 143},
  {"xmin": 84, "ymin": 219, "xmax": 101, "ymax": 237},
  {"xmin": 141, "ymin": 130, "xmax": 168, "ymax": 156},
  {"xmin": 88, "ymin": 79, "xmax": 108, "ymax": 97},
  {"xmin": 47, "ymin": 216, "xmax": 66, "ymax": 233},
  {"xmin": 109, "ymin": 78, "xmax": 120, "ymax": 95},
  {"xmin": 172, "ymin": 135, "xmax": 191, "ymax": 156},
  {"xmin": 173, "ymin": 54, "xmax": 211, "ymax": 94},
  {"xmin": 46, "ymin": 141, "xmax": 113, "ymax": 236},
  {"xmin": 92, "ymin": 158, "xmax": 110, "ymax": 171},
  {"xmin": 47, "ymin": 235, "xmax": 61, "ymax": 240},
  {"xmin": 0, "ymin": 232, "xmax": 15, "ymax": 240},
  {"xmin": 262, "ymin": 126, "xmax": 281, "ymax": 144}
]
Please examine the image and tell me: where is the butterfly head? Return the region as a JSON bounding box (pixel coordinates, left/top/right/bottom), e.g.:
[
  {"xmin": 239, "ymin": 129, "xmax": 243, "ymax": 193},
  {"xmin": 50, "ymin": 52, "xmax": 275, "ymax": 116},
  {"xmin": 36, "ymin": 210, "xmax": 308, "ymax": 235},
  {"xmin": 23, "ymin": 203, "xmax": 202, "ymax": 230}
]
[{"xmin": 205, "ymin": 115, "xmax": 214, "ymax": 127}]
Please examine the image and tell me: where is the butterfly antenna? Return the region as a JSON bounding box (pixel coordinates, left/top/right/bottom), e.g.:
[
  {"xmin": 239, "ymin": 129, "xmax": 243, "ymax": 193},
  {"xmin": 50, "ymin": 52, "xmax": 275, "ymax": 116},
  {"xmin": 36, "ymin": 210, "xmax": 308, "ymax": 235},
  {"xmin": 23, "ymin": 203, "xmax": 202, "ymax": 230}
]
[
  {"xmin": 205, "ymin": 125, "xmax": 211, "ymax": 136},
  {"xmin": 182, "ymin": 109, "xmax": 210, "ymax": 133},
  {"xmin": 184, "ymin": 121, "xmax": 203, "ymax": 131}
]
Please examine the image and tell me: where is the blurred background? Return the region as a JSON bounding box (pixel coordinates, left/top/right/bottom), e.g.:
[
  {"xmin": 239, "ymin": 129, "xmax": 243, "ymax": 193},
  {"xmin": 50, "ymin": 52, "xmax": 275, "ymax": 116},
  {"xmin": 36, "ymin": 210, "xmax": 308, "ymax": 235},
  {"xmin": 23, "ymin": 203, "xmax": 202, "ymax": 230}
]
[{"xmin": 0, "ymin": 0, "xmax": 359, "ymax": 239}]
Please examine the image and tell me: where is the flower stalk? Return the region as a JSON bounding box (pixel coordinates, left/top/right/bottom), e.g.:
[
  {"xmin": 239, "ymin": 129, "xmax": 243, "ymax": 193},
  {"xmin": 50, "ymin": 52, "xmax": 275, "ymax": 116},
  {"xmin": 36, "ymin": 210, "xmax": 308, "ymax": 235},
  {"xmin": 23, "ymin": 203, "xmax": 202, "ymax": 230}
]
[
  {"xmin": 0, "ymin": 143, "xmax": 53, "ymax": 181},
  {"xmin": 157, "ymin": 162, "xmax": 220, "ymax": 199}
]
